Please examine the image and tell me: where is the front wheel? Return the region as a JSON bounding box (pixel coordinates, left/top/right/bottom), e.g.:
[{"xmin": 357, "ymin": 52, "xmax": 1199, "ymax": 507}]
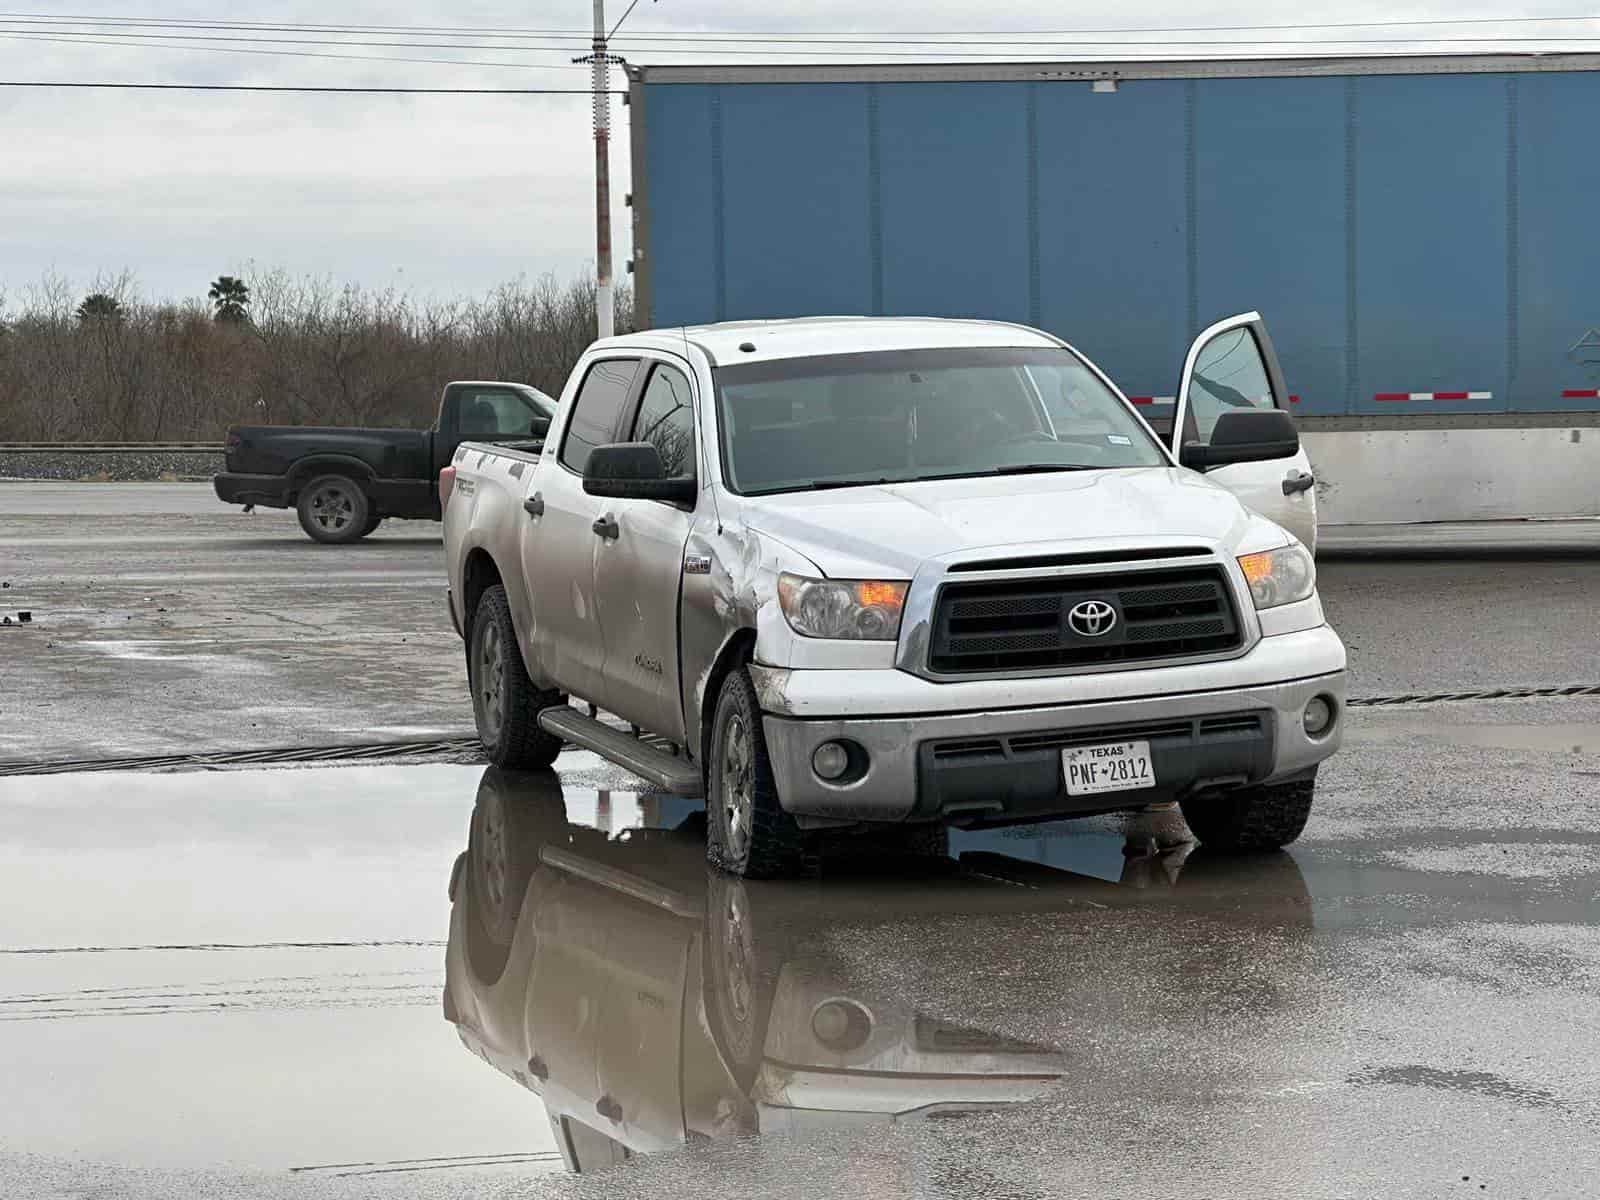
[
  {"xmin": 706, "ymin": 668, "xmax": 812, "ymax": 879},
  {"xmin": 1179, "ymin": 774, "xmax": 1316, "ymax": 852},
  {"xmin": 469, "ymin": 585, "xmax": 564, "ymax": 769},
  {"xmin": 296, "ymin": 474, "xmax": 371, "ymax": 544}
]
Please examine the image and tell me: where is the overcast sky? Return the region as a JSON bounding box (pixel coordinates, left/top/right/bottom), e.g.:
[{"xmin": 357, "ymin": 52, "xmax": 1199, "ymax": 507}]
[{"xmin": 0, "ymin": 1, "xmax": 1591, "ymax": 307}]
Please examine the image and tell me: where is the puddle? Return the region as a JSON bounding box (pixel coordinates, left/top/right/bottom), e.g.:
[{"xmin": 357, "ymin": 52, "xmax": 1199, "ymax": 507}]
[
  {"xmin": 1348, "ymin": 718, "xmax": 1600, "ymax": 756},
  {"xmin": 4, "ymin": 761, "xmax": 1593, "ymax": 1195},
  {"xmin": 0, "ymin": 762, "xmax": 1310, "ymax": 1186}
]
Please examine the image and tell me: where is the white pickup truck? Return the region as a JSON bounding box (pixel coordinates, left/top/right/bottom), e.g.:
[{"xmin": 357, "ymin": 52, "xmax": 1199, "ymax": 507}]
[{"xmin": 442, "ymin": 314, "xmax": 1345, "ymax": 878}]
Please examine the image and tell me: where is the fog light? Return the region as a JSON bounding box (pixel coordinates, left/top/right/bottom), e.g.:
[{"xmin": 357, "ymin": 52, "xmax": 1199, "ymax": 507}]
[
  {"xmin": 812, "ymin": 741, "xmax": 850, "ymax": 781},
  {"xmin": 811, "ymin": 999, "xmax": 872, "ymax": 1052},
  {"xmin": 1303, "ymin": 695, "xmax": 1335, "ymax": 737}
]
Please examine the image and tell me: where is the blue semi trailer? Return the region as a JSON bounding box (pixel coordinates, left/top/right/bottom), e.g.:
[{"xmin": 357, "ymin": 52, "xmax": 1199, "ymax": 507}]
[{"xmin": 625, "ymin": 54, "xmax": 1600, "ymax": 524}]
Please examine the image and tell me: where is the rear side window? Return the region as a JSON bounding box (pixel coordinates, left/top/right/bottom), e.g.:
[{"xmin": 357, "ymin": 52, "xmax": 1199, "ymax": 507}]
[
  {"xmin": 630, "ymin": 364, "xmax": 697, "ymax": 478},
  {"xmin": 560, "ymin": 359, "xmax": 639, "ymax": 474}
]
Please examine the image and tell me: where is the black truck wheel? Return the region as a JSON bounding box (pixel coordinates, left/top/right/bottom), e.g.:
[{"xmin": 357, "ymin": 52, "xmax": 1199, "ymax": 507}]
[
  {"xmin": 469, "ymin": 584, "xmax": 564, "ymax": 769},
  {"xmin": 1180, "ymin": 774, "xmax": 1316, "ymax": 852},
  {"xmin": 706, "ymin": 668, "xmax": 812, "ymax": 879},
  {"xmin": 296, "ymin": 474, "xmax": 372, "ymax": 544},
  {"xmin": 360, "ymin": 511, "xmax": 383, "ymax": 537}
]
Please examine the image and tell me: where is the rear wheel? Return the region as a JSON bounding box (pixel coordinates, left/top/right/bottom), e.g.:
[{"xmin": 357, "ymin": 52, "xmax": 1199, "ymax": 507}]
[
  {"xmin": 360, "ymin": 511, "xmax": 383, "ymax": 537},
  {"xmin": 296, "ymin": 474, "xmax": 371, "ymax": 544},
  {"xmin": 469, "ymin": 585, "xmax": 563, "ymax": 769},
  {"xmin": 1180, "ymin": 774, "xmax": 1316, "ymax": 852},
  {"xmin": 706, "ymin": 668, "xmax": 812, "ymax": 879}
]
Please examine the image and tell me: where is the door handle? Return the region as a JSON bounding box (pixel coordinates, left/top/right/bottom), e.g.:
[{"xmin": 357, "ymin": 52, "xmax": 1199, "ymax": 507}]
[
  {"xmin": 592, "ymin": 514, "xmax": 620, "ymax": 540},
  {"xmin": 1282, "ymin": 470, "xmax": 1315, "ymax": 496},
  {"xmin": 523, "ymin": 493, "xmax": 544, "ymax": 517}
]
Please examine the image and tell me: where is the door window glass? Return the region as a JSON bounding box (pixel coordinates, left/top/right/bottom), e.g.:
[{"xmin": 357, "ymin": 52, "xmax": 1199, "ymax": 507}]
[
  {"xmin": 1185, "ymin": 328, "xmax": 1276, "ymax": 443},
  {"xmin": 630, "ymin": 364, "xmax": 697, "ymax": 478},
  {"xmin": 456, "ymin": 388, "xmax": 542, "ymax": 437},
  {"xmin": 561, "ymin": 359, "xmax": 639, "ymax": 473}
]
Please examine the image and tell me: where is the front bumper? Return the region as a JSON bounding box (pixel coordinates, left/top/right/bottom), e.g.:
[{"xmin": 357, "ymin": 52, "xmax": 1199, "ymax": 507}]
[{"xmin": 757, "ymin": 625, "xmax": 1346, "ymax": 824}]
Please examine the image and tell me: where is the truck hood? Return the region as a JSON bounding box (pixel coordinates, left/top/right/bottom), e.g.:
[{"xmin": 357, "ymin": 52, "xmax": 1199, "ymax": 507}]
[{"xmin": 739, "ymin": 467, "xmax": 1283, "ymax": 579}]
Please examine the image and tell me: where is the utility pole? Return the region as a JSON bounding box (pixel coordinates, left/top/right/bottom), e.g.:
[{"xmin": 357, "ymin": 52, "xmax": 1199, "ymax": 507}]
[
  {"xmin": 584, "ymin": 1, "xmax": 617, "ymax": 339},
  {"xmin": 578, "ymin": 0, "xmax": 646, "ymax": 339}
]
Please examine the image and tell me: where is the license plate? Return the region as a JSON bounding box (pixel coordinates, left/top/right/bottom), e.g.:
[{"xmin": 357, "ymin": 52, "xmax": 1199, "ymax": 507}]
[{"xmin": 1062, "ymin": 740, "xmax": 1156, "ymax": 796}]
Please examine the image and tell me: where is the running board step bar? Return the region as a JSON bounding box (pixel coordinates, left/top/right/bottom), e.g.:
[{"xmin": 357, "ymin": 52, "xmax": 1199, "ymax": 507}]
[{"xmin": 537, "ymin": 706, "xmax": 704, "ymax": 797}]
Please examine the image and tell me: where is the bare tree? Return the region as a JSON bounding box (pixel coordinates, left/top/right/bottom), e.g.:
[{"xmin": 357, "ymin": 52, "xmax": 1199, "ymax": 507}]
[{"xmin": 0, "ymin": 268, "xmax": 631, "ymax": 442}]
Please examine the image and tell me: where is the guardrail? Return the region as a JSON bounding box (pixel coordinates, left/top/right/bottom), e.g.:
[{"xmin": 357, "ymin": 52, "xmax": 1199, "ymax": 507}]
[{"xmin": 0, "ymin": 442, "xmax": 223, "ymax": 452}]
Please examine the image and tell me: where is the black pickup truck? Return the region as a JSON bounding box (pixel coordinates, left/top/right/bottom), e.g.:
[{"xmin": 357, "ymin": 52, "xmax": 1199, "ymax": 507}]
[{"xmin": 214, "ymin": 380, "xmax": 557, "ymax": 543}]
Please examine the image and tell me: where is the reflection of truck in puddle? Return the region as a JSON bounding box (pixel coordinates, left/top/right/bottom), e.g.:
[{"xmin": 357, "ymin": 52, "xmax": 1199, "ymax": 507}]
[{"xmin": 442, "ymin": 768, "xmax": 1312, "ymax": 1175}]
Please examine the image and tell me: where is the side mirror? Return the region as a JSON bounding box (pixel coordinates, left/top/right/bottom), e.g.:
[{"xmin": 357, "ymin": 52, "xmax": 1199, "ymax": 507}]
[
  {"xmin": 583, "ymin": 442, "xmax": 697, "ymax": 505},
  {"xmin": 1180, "ymin": 409, "xmax": 1300, "ymax": 470},
  {"xmin": 529, "ymin": 415, "xmax": 551, "ymax": 439}
]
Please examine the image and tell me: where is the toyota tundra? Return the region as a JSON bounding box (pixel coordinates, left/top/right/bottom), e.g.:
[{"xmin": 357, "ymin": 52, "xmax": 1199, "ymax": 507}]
[{"xmin": 441, "ymin": 315, "xmax": 1344, "ymax": 877}]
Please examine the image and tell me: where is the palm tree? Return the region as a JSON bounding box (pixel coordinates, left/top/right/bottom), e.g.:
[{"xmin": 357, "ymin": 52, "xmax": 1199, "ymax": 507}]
[
  {"xmin": 76, "ymin": 292, "xmax": 124, "ymax": 324},
  {"xmin": 208, "ymin": 275, "xmax": 251, "ymax": 324}
]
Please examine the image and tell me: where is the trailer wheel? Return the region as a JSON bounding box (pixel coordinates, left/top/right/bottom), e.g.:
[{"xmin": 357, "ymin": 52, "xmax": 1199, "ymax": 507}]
[
  {"xmin": 1180, "ymin": 774, "xmax": 1316, "ymax": 852},
  {"xmin": 469, "ymin": 584, "xmax": 563, "ymax": 769},
  {"xmin": 296, "ymin": 474, "xmax": 372, "ymax": 544},
  {"xmin": 706, "ymin": 668, "xmax": 813, "ymax": 879}
]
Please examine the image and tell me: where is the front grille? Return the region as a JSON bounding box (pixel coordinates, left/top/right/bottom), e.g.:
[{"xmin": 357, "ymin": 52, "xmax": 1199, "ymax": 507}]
[{"xmin": 929, "ymin": 565, "xmax": 1241, "ymax": 675}]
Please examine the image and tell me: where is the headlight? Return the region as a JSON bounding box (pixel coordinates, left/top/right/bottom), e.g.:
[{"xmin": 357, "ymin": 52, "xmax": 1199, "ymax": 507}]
[
  {"xmin": 777, "ymin": 573, "xmax": 908, "ymax": 640},
  {"xmin": 1236, "ymin": 545, "xmax": 1316, "ymax": 609}
]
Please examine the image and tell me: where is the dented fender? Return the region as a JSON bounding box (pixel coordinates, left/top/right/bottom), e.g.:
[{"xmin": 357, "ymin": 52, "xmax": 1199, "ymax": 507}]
[{"xmin": 680, "ymin": 520, "xmax": 821, "ymax": 759}]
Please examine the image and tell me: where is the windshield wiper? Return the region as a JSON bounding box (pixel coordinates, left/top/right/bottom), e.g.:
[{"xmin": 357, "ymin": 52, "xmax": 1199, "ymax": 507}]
[
  {"xmin": 789, "ymin": 476, "xmax": 902, "ymax": 491},
  {"xmin": 986, "ymin": 463, "xmax": 1097, "ymax": 475},
  {"xmin": 769, "ymin": 464, "xmax": 1097, "ymax": 493}
]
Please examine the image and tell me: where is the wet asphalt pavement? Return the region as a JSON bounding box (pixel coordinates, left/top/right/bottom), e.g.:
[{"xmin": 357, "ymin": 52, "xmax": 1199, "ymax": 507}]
[
  {"xmin": 3, "ymin": 724, "xmax": 1597, "ymax": 1198},
  {"xmin": 4, "ymin": 483, "xmax": 1599, "ymax": 763},
  {"xmin": 1, "ymin": 483, "xmax": 1598, "ymax": 1197}
]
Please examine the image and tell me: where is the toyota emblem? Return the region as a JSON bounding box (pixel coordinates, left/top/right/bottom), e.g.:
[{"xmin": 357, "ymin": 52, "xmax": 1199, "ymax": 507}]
[{"xmin": 1067, "ymin": 599, "xmax": 1117, "ymax": 638}]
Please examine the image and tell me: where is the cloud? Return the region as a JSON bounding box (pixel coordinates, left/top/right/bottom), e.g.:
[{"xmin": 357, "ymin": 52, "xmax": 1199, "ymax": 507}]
[{"xmin": 0, "ymin": 0, "xmax": 1582, "ymax": 301}]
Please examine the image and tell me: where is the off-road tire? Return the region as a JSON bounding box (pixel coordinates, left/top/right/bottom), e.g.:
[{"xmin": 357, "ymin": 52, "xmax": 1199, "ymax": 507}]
[
  {"xmin": 469, "ymin": 585, "xmax": 563, "ymax": 769},
  {"xmin": 296, "ymin": 474, "xmax": 372, "ymax": 544},
  {"xmin": 1180, "ymin": 775, "xmax": 1316, "ymax": 852},
  {"xmin": 706, "ymin": 667, "xmax": 812, "ymax": 879}
]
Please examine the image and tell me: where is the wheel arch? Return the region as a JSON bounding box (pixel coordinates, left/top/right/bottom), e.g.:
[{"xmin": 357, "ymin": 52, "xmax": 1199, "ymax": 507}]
[
  {"xmin": 460, "ymin": 547, "xmax": 505, "ymax": 646},
  {"xmin": 287, "ymin": 455, "xmax": 377, "ymax": 500},
  {"xmin": 697, "ymin": 628, "xmax": 757, "ymax": 780}
]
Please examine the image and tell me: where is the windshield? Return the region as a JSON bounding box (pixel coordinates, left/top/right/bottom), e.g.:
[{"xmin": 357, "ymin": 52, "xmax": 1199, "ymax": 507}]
[{"xmin": 713, "ymin": 347, "xmax": 1165, "ymax": 495}]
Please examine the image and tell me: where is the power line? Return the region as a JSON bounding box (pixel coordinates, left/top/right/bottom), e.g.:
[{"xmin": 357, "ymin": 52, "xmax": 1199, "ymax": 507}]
[
  {"xmin": 9, "ymin": 28, "xmax": 1600, "ymax": 62},
  {"xmin": 608, "ymin": 0, "xmax": 648, "ymax": 42},
  {"xmin": 0, "ymin": 80, "xmax": 611, "ymax": 92},
  {"xmin": 9, "ymin": 26, "xmax": 1600, "ymax": 62},
  {"xmin": 0, "ymin": 31, "xmax": 590, "ymax": 69},
  {"xmin": 3, "ymin": 11, "xmax": 1599, "ymax": 38}
]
